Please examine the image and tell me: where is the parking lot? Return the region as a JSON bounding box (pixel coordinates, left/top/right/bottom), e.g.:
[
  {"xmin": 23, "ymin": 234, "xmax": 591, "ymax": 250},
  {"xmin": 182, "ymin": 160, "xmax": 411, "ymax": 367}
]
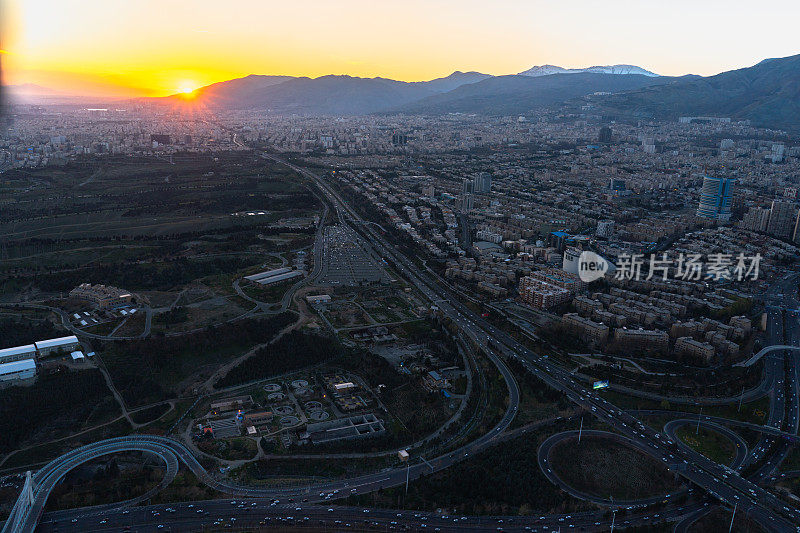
[{"xmin": 319, "ymin": 225, "xmax": 389, "ymax": 286}]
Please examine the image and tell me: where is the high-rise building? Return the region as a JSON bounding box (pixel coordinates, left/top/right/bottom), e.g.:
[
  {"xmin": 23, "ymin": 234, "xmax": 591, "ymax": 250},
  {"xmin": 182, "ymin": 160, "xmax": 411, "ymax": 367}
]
[
  {"xmin": 598, "ymin": 126, "xmax": 612, "ymax": 144},
  {"xmin": 771, "ymin": 143, "xmax": 785, "ymax": 163},
  {"xmin": 609, "ymin": 178, "xmax": 626, "ymax": 192},
  {"xmin": 473, "ymin": 172, "xmax": 492, "ymax": 194},
  {"xmin": 696, "ymin": 176, "xmax": 735, "ymax": 221},
  {"xmin": 391, "ymin": 133, "xmax": 408, "ymax": 146},
  {"xmin": 459, "ymin": 179, "xmax": 474, "ymax": 213},
  {"xmin": 792, "ymin": 211, "xmax": 800, "ymax": 244},
  {"xmin": 739, "ymin": 207, "xmax": 770, "ymax": 232},
  {"xmin": 462, "ymin": 178, "xmax": 474, "ymax": 195},
  {"xmin": 767, "ymin": 200, "xmax": 798, "ymax": 239},
  {"xmin": 596, "ymin": 220, "xmax": 615, "ymax": 238},
  {"xmin": 562, "ymin": 247, "xmax": 581, "ymax": 275}
]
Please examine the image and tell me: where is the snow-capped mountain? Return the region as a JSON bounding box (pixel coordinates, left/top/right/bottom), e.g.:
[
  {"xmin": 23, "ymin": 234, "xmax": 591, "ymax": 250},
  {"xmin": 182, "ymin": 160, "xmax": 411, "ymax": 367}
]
[
  {"xmin": 518, "ymin": 64, "xmax": 659, "ymax": 77},
  {"xmin": 516, "ymin": 65, "xmax": 571, "ymax": 77}
]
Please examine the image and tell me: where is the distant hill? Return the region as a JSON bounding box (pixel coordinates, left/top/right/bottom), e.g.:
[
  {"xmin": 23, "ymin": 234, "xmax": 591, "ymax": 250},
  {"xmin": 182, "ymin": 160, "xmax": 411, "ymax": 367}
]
[
  {"xmin": 5, "ymin": 83, "xmax": 63, "ymax": 96},
  {"xmin": 394, "ymin": 73, "xmax": 667, "ymax": 116},
  {"xmin": 413, "ymin": 71, "xmax": 493, "ymax": 92},
  {"xmin": 2, "ymin": 84, "xmax": 100, "ymax": 105},
  {"xmin": 519, "ymin": 64, "xmax": 658, "ymax": 77},
  {"xmin": 157, "ymin": 71, "xmax": 490, "ymax": 114},
  {"xmin": 230, "ymin": 75, "xmax": 436, "ymax": 114},
  {"xmin": 162, "ymin": 74, "xmax": 294, "ymax": 107},
  {"xmin": 594, "ymin": 54, "xmax": 800, "ymax": 131}
]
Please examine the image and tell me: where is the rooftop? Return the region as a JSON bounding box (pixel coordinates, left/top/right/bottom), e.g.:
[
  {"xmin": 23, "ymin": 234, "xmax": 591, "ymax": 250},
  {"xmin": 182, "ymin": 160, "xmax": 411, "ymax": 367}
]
[{"xmin": 0, "ymin": 358, "xmax": 36, "ymax": 375}]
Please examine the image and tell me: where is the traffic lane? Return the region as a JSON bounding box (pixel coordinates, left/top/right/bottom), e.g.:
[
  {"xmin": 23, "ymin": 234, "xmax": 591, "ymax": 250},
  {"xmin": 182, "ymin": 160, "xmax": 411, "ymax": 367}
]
[{"xmin": 39, "ymin": 498, "xmax": 703, "ymax": 533}]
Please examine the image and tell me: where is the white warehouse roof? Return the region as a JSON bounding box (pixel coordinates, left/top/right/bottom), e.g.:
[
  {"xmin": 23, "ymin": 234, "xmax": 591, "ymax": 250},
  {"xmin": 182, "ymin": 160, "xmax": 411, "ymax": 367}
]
[
  {"xmin": 0, "ymin": 345, "xmax": 37, "ymax": 359},
  {"xmin": 0, "ymin": 358, "xmax": 36, "ymax": 375},
  {"xmin": 245, "ymin": 267, "xmax": 292, "ymax": 282},
  {"xmin": 35, "ymin": 336, "xmax": 79, "ymax": 349}
]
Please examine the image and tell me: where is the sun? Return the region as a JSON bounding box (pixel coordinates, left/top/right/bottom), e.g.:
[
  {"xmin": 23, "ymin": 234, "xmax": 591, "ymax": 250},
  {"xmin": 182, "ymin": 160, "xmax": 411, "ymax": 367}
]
[{"xmin": 177, "ymin": 82, "xmax": 198, "ymax": 95}]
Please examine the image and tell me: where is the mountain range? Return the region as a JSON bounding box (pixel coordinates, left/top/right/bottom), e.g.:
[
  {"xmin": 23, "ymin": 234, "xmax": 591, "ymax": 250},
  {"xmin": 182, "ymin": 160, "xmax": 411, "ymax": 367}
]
[
  {"xmin": 9, "ymin": 55, "xmax": 800, "ymax": 131},
  {"xmin": 161, "ymin": 70, "xmax": 494, "ymax": 114},
  {"xmin": 154, "ymin": 65, "xmax": 662, "ymax": 115}
]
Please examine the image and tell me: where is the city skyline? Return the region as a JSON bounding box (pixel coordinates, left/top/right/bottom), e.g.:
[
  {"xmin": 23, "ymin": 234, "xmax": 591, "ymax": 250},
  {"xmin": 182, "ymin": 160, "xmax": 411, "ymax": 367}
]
[{"xmin": 3, "ymin": 0, "xmax": 800, "ymax": 98}]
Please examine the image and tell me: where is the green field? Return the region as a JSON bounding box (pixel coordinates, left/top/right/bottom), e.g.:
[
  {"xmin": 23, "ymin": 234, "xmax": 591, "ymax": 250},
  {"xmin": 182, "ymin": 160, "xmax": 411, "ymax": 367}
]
[
  {"xmin": 548, "ymin": 435, "xmax": 681, "ymax": 501},
  {"xmin": 675, "ymin": 425, "xmax": 737, "ymax": 465}
]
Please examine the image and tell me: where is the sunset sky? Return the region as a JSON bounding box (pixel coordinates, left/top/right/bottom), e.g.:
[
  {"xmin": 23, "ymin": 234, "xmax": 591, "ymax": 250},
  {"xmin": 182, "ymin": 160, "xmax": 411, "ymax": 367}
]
[{"xmin": 3, "ymin": 0, "xmax": 800, "ymax": 98}]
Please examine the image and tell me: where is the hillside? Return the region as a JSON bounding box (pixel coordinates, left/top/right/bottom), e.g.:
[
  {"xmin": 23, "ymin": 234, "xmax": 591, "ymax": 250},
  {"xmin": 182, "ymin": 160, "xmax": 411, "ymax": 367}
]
[
  {"xmin": 394, "ymin": 73, "xmax": 668, "ymax": 116},
  {"xmin": 156, "ymin": 71, "xmax": 491, "ymax": 114},
  {"xmin": 595, "ymin": 54, "xmax": 800, "ymax": 130}
]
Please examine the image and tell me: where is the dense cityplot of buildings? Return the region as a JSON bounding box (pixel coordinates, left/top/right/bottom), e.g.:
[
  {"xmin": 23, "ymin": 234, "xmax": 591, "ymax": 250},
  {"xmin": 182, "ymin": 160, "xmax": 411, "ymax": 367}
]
[
  {"xmin": 248, "ymin": 112, "xmax": 798, "ymax": 369},
  {"xmin": 4, "ymin": 101, "xmax": 800, "ymax": 364}
]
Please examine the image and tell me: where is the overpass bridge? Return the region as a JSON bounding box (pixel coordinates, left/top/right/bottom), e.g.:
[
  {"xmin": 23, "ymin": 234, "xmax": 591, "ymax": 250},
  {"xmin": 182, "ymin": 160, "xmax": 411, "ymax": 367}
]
[{"xmin": 735, "ymin": 344, "xmax": 800, "ymax": 367}]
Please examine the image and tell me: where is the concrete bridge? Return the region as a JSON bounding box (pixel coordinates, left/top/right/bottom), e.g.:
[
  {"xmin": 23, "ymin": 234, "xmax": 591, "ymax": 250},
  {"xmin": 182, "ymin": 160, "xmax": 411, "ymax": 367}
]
[{"xmin": 735, "ymin": 345, "xmax": 800, "ymax": 367}]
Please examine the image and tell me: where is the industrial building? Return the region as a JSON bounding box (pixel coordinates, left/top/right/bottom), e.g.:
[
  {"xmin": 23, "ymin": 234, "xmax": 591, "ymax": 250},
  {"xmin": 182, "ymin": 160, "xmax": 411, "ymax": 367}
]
[
  {"xmin": 34, "ymin": 336, "xmax": 80, "ymax": 357},
  {"xmin": 303, "ymin": 414, "xmax": 385, "ymax": 445},
  {"xmin": 0, "ymin": 359, "xmax": 37, "ymax": 382},
  {"xmin": 0, "ymin": 335, "xmax": 82, "ymax": 367},
  {"xmin": 255, "ymin": 270, "xmax": 304, "ymax": 285},
  {"xmin": 306, "ymin": 294, "xmax": 332, "ymax": 305},
  {"xmin": 245, "ymin": 267, "xmax": 305, "ymax": 285},
  {"xmin": 0, "ymin": 344, "xmax": 37, "ymax": 364},
  {"xmin": 244, "ymin": 267, "xmax": 292, "ymax": 282}
]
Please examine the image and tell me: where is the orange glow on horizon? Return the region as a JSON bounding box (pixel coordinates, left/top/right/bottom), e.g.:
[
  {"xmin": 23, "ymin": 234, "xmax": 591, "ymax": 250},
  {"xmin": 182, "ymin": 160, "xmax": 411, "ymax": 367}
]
[{"xmin": 5, "ymin": 0, "xmax": 800, "ymax": 98}]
